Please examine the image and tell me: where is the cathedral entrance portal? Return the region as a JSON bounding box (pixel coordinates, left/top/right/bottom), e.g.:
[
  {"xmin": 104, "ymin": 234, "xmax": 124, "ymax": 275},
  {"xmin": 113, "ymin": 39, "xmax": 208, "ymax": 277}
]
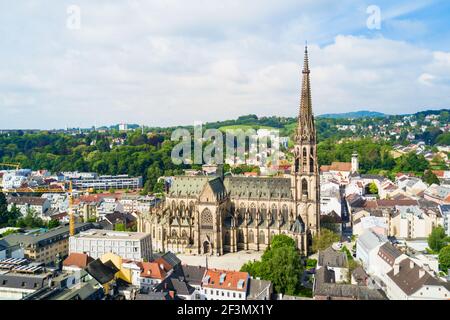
[{"xmin": 203, "ymin": 241, "xmax": 211, "ymax": 254}]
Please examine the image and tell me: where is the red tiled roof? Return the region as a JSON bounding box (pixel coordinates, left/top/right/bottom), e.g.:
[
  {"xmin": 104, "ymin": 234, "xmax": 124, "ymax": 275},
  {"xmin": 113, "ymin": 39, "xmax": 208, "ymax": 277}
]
[
  {"xmin": 363, "ymin": 200, "xmax": 378, "ymax": 209},
  {"xmin": 432, "ymin": 170, "xmax": 444, "ymax": 178},
  {"xmin": 203, "ymin": 269, "xmax": 249, "ymax": 292},
  {"xmin": 63, "ymin": 253, "xmax": 94, "ymax": 268},
  {"xmin": 244, "ymin": 172, "xmax": 258, "ymax": 177},
  {"xmin": 376, "ymin": 199, "xmax": 418, "ymax": 207},
  {"xmin": 154, "ymin": 257, "xmax": 173, "ymax": 272},
  {"xmin": 141, "ymin": 262, "xmax": 166, "ymax": 280},
  {"xmin": 320, "ymin": 162, "xmax": 352, "ymax": 172},
  {"xmin": 51, "ymin": 212, "xmax": 68, "ymax": 220}
]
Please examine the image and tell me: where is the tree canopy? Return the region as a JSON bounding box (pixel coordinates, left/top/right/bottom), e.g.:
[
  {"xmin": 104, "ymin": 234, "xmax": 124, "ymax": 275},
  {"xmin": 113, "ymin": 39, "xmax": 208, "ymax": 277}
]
[
  {"xmin": 427, "ymin": 226, "xmax": 449, "ymax": 253},
  {"xmin": 240, "ymin": 234, "xmax": 303, "ymax": 296},
  {"xmin": 0, "ymin": 193, "xmax": 21, "ymax": 228},
  {"xmin": 438, "ymin": 245, "xmax": 450, "ymax": 274},
  {"xmin": 312, "ymin": 229, "xmax": 340, "ymax": 253}
]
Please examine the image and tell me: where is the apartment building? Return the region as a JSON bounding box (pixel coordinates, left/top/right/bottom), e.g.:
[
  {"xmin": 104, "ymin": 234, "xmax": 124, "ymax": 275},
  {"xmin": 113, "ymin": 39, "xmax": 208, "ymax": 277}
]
[
  {"xmin": 69, "ymin": 229, "xmax": 152, "ymax": 261},
  {"xmin": 71, "ymin": 175, "xmax": 143, "ymax": 191},
  {"xmin": 1, "ymin": 223, "xmax": 95, "ymax": 265},
  {"xmin": 201, "ymin": 269, "xmax": 249, "ymax": 300},
  {"xmin": 7, "ymin": 196, "xmax": 51, "ymax": 217},
  {"xmin": 391, "ymin": 205, "xmax": 441, "ymax": 239}
]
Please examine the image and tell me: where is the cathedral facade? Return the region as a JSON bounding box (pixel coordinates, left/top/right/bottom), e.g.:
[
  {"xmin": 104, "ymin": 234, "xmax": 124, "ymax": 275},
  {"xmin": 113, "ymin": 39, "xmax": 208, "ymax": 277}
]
[{"xmin": 137, "ymin": 47, "xmax": 320, "ymax": 256}]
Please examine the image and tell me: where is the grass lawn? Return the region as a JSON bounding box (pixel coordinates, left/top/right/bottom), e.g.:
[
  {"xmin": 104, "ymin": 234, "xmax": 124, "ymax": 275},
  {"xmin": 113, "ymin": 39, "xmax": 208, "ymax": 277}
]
[{"xmin": 218, "ymin": 125, "xmax": 278, "ymax": 132}]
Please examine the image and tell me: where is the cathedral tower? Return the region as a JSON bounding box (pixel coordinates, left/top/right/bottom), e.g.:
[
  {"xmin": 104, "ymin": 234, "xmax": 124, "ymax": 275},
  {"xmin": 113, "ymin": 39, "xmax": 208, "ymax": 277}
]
[{"xmin": 292, "ymin": 45, "xmax": 320, "ymax": 240}]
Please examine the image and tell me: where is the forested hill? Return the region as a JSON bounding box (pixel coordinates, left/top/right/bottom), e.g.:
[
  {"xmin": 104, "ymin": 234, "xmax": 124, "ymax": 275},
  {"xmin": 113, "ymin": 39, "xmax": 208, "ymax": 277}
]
[
  {"xmin": 1, "ymin": 109, "xmax": 449, "ymax": 193},
  {"xmin": 317, "ymin": 110, "xmax": 387, "ymax": 119}
]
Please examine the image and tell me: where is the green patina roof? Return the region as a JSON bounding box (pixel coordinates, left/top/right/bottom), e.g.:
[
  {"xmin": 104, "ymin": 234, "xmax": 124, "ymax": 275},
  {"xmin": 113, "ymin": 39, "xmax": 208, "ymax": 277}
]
[
  {"xmin": 169, "ymin": 175, "xmax": 293, "ymax": 200},
  {"xmin": 169, "ymin": 176, "xmax": 225, "ymax": 198},
  {"xmin": 223, "ymin": 176, "xmax": 292, "ymax": 199}
]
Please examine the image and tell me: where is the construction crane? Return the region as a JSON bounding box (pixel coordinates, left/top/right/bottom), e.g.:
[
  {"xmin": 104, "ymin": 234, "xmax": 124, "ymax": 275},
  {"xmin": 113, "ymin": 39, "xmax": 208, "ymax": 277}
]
[
  {"xmin": 0, "ymin": 162, "xmax": 21, "ymax": 170},
  {"xmin": 0, "ymin": 181, "xmax": 76, "ymax": 236}
]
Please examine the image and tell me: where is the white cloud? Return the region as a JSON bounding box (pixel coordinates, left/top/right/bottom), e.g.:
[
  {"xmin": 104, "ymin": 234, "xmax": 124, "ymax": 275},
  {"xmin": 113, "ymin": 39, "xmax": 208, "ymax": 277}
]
[
  {"xmin": 0, "ymin": 1, "xmax": 448, "ymax": 129},
  {"xmin": 418, "ymin": 73, "xmax": 435, "ymax": 86}
]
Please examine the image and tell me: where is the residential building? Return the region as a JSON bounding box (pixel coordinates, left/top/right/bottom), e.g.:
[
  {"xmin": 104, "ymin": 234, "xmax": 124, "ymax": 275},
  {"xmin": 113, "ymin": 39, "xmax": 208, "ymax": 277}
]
[
  {"xmin": 385, "ymin": 258, "xmax": 450, "ymax": 300},
  {"xmin": 62, "ymin": 252, "xmax": 94, "ymax": 271},
  {"xmin": 439, "ymin": 205, "xmax": 450, "ymax": 236},
  {"xmin": 247, "ymin": 278, "xmax": 273, "ymax": 300},
  {"xmin": 201, "ymin": 269, "xmax": 249, "ymax": 300},
  {"xmin": 0, "ymin": 258, "xmax": 53, "ymax": 300},
  {"xmin": 23, "ymin": 269, "xmax": 104, "ymax": 300},
  {"xmin": 7, "ymin": 196, "xmax": 51, "ymax": 218},
  {"xmin": 353, "ymin": 215, "xmax": 388, "ymax": 237},
  {"xmin": 71, "ymin": 175, "xmax": 143, "ymax": 191},
  {"xmin": 313, "ymin": 266, "xmax": 386, "ymax": 300},
  {"xmin": 1, "ymin": 223, "xmax": 95, "ymax": 265},
  {"xmin": 391, "ymin": 205, "xmax": 441, "ymax": 239},
  {"xmin": 355, "ymin": 230, "xmax": 388, "ymax": 269},
  {"xmin": 85, "ymin": 258, "xmax": 119, "ymax": 296},
  {"xmin": 320, "ymin": 181, "xmax": 342, "ymax": 215},
  {"xmin": 317, "ymin": 247, "xmax": 348, "ymax": 283},
  {"xmin": 424, "ymin": 184, "xmax": 450, "ymax": 204},
  {"xmin": 0, "ymin": 237, "xmax": 24, "ymax": 260},
  {"xmin": 69, "ymin": 229, "xmax": 152, "ymax": 261}
]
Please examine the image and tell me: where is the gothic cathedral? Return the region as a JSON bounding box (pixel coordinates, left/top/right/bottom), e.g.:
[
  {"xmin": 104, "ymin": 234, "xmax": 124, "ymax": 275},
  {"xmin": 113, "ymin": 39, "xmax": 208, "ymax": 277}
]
[{"xmin": 138, "ymin": 47, "xmax": 320, "ymax": 256}]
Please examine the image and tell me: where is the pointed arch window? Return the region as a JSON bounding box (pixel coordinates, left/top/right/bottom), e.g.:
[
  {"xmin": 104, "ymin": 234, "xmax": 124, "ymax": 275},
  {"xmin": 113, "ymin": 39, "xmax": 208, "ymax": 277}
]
[
  {"xmin": 302, "ymin": 147, "xmax": 307, "ymax": 169},
  {"xmin": 259, "ymin": 230, "xmax": 265, "ymax": 244},
  {"xmin": 282, "ymin": 205, "xmax": 288, "ymax": 223},
  {"xmin": 271, "ymin": 204, "xmax": 277, "ymax": 222},
  {"xmin": 302, "ymin": 179, "xmax": 308, "ymax": 199},
  {"xmin": 224, "ymin": 231, "xmax": 231, "ymax": 245},
  {"xmin": 248, "ymin": 230, "xmax": 255, "ymax": 244},
  {"xmin": 260, "ymin": 204, "xmax": 267, "ymax": 221},
  {"xmin": 250, "ymin": 203, "xmax": 256, "ymax": 221},
  {"xmin": 238, "ymin": 229, "xmax": 244, "ymax": 243}
]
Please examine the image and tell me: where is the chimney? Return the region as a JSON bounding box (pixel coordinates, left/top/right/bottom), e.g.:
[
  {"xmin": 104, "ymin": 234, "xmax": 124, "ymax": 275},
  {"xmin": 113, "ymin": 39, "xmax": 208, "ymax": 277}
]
[
  {"xmin": 419, "ymin": 269, "xmax": 426, "ymax": 278},
  {"xmin": 169, "ymin": 290, "xmax": 175, "ymax": 299},
  {"xmin": 409, "ymin": 260, "xmax": 414, "ymax": 269},
  {"xmin": 393, "ymin": 263, "xmax": 400, "ymax": 275}
]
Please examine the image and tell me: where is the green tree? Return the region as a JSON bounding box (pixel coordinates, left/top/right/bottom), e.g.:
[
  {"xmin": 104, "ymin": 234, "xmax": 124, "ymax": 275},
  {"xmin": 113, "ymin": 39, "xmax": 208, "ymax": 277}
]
[
  {"xmin": 427, "ymin": 226, "xmax": 449, "ymax": 253},
  {"xmin": 153, "ymin": 181, "xmax": 165, "ymax": 194},
  {"xmin": 0, "ymin": 194, "xmax": 21, "ymax": 228},
  {"xmin": 438, "ymin": 245, "xmax": 450, "ymax": 274},
  {"xmin": 394, "ymin": 152, "xmax": 429, "ymax": 174},
  {"xmin": 47, "ymin": 219, "xmax": 60, "ymax": 229},
  {"xmin": 16, "ymin": 209, "xmax": 45, "ymax": 229},
  {"xmin": 241, "ymin": 235, "xmax": 303, "ymax": 295},
  {"xmin": 368, "ymin": 182, "xmax": 379, "ymax": 195},
  {"xmin": 312, "ymin": 229, "xmax": 340, "ymax": 253},
  {"xmin": 422, "ymin": 170, "xmax": 440, "ymax": 185},
  {"xmin": 114, "ymin": 223, "xmax": 126, "ymax": 231},
  {"xmin": 436, "ymin": 132, "xmax": 450, "ymax": 146}
]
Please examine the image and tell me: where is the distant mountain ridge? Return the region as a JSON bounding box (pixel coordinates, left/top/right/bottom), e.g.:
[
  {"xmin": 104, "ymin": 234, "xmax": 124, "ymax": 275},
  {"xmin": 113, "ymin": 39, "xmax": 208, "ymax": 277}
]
[{"xmin": 317, "ymin": 110, "xmax": 387, "ymax": 119}]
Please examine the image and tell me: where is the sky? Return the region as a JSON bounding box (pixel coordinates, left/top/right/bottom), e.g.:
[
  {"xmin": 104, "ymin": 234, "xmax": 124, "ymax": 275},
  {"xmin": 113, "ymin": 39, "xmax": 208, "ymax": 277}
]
[{"xmin": 1, "ymin": 0, "xmax": 450, "ymax": 129}]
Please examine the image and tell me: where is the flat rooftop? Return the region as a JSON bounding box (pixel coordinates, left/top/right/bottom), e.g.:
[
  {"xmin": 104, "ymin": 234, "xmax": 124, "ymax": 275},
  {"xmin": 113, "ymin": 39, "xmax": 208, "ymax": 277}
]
[{"xmin": 72, "ymin": 229, "xmax": 149, "ymax": 240}]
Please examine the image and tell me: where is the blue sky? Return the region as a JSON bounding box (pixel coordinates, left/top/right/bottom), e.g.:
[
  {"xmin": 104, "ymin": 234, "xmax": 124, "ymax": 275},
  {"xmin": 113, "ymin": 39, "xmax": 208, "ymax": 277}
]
[{"xmin": 1, "ymin": 0, "xmax": 450, "ymax": 129}]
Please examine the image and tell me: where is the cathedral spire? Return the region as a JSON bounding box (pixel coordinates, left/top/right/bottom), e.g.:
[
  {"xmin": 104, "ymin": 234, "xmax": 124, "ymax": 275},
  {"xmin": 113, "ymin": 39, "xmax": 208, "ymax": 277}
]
[{"xmin": 297, "ymin": 44, "xmax": 315, "ymax": 143}]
